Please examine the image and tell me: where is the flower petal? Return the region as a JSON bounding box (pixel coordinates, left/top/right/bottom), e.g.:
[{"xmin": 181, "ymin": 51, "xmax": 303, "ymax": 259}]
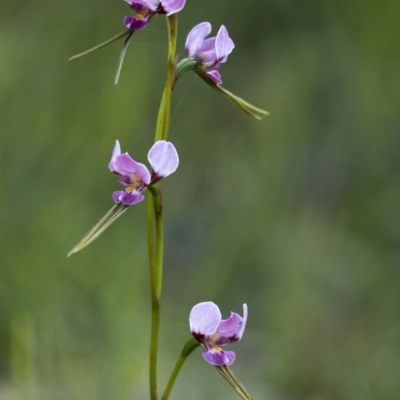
[
  {"xmin": 148, "ymin": 141, "xmax": 179, "ymax": 180},
  {"xmin": 196, "ymin": 38, "xmax": 217, "ymax": 66},
  {"xmin": 235, "ymin": 303, "xmax": 248, "ymax": 341},
  {"xmin": 126, "ymin": 0, "xmax": 159, "ymax": 11},
  {"xmin": 216, "ymin": 312, "xmax": 244, "ymax": 339},
  {"xmin": 185, "ymin": 22, "xmax": 212, "ymax": 57},
  {"xmin": 215, "ymin": 25, "xmax": 234, "ymax": 64},
  {"xmin": 112, "ymin": 154, "xmax": 151, "ymax": 184},
  {"xmin": 190, "ymin": 302, "xmax": 221, "ymax": 337},
  {"xmin": 124, "ymin": 14, "xmax": 153, "ymax": 30},
  {"xmin": 206, "ymin": 69, "xmax": 222, "ymax": 85},
  {"xmin": 108, "ymin": 141, "xmax": 151, "ymax": 184},
  {"xmin": 127, "ymin": 2, "xmax": 148, "ymax": 12},
  {"xmin": 109, "ymin": 140, "xmax": 122, "ymax": 173},
  {"xmin": 113, "ymin": 190, "xmax": 145, "ymax": 206},
  {"xmin": 160, "ymin": 0, "xmax": 186, "ymax": 15},
  {"xmin": 203, "ymin": 349, "xmax": 236, "ymax": 366},
  {"xmin": 215, "ymin": 304, "xmax": 248, "ymax": 345}
]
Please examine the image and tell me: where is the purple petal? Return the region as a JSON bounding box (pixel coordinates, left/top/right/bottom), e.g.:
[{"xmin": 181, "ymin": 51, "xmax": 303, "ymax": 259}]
[
  {"xmin": 190, "ymin": 302, "xmax": 221, "ymax": 337},
  {"xmin": 216, "ymin": 312, "xmax": 244, "ymax": 339},
  {"xmin": 127, "ymin": 2, "xmax": 148, "ymax": 12},
  {"xmin": 160, "ymin": 0, "xmax": 186, "ymax": 15},
  {"xmin": 196, "ymin": 38, "xmax": 217, "ymax": 66},
  {"xmin": 112, "ymin": 190, "xmax": 145, "ymax": 206},
  {"xmin": 125, "ymin": 0, "xmax": 159, "ymax": 11},
  {"xmin": 214, "ymin": 304, "xmax": 248, "ymax": 345},
  {"xmin": 185, "ymin": 22, "xmax": 212, "ymax": 57},
  {"xmin": 112, "ymin": 153, "xmax": 151, "ymax": 184},
  {"xmin": 206, "ymin": 69, "xmax": 222, "ymax": 85},
  {"xmin": 147, "ymin": 141, "xmax": 179, "ymax": 180},
  {"xmin": 124, "ymin": 15, "xmax": 152, "ymax": 30},
  {"xmin": 113, "ymin": 190, "xmax": 125, "ymax": 204},
  {"xmin": 108, "ymin": 141, "xmax": 151, "ymax": 184},
  {"xmin": 235, "ymin": 304, "xmax": 248, "ymax": 341},
  {"xmin": 215, "ymin": 25, "xmax": 234, "ymax": 63},
  {"xmin": 202, "ymin": 349, "xmax": 236, "ymax": 366},
  {"xmin": 109, "ymin": 140, "xmax": 122, "ymax": 173}
]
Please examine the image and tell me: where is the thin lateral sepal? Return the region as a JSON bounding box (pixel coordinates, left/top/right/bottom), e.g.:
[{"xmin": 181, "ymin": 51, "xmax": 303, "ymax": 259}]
[
  {"xmin": 68, "ymin": 30, "xmax": 131, "ymax": 61},
  {"xmin": 68, "ymin": 203, "xmax": 128, "ymax": 256},
  {"xmin": 215, "ymin": 365, "xmax": 255, "ymax": 400},
  {"xmin": 114, "ymin": 30, "xmax": 135, "ymax": 85},
  {"xmin": 194, "ymin": 67, "xmax": 269, "ymax": 120}
]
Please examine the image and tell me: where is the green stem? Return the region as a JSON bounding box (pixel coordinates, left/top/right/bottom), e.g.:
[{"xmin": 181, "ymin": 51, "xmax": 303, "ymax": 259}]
[
  {"xmin": 147, "ymin": 194, "xmax": 157, "ymax": 400},
  {"xmin": 147, "ymin": 196, "xmax": 156, "ymax": 294},
  {"xmin": 150, "ymin": 297, "xmax": 160, "ymax": 400},
  {"xmin": 147, "ymin": 185, "xmax": 163, "ymax": 400},
  {"xmin": 161, "ymin": 338, "xmax": 200, "ymax": 400},
  {"xmin": 176, "ymin": 58, "xmax": 198, "ymax": 80},
  {"xmin": 155, "ymin": 14, "xmax": 178, "ymax": 142},
  {"xmin": 147, "ymin": 13, "xmax": 178, "ymax": 400},
  {"xmin": 150, "ymin": 186, "xmax": 163, "ymax": 298}
]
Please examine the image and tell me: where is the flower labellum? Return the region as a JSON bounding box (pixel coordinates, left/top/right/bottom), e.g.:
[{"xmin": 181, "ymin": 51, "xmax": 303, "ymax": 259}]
[
  {"xmin": 189, "ymin": 302, "xmax": 248, "ymax": 366},
  {"xmin": 185, "ymin": 22, "xmax": 235, "ymax": 85},
  {"xmin": 124, "ymin": 0, "xmax": 186, "ymax": 30},
  {"xmin": 110, "ymin": 140, "xmax": 179, "ymax": 206}
]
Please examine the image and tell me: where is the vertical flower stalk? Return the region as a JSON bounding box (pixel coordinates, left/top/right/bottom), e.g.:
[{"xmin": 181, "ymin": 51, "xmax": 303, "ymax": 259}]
[
  {"xmin": 155, "ymin": 14, "xmax": 178, "ymax": 142},
  {"xmin": 148, "ymin": 184, "xmax": 163, "ymax": 400},
  {"xmin": 148, "ymin": 13, "xmax": 179, "ymax": 400}
]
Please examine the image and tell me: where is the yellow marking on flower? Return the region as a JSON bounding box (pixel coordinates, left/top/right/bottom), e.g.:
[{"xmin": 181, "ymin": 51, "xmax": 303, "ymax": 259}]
[
  {"xmin": 126, "ymin": 184, "xmax": 139, "ymax": 192},
  {"xmin": 211, "ymin": 343, "xmax": 222, "ymax": 352},
  {"xmin": 126, "ymin": 174, "xmax": 142, "ymax": 192},
  {"xmin": 209, "ymin": 334, "xmax": 222, "ymax": 352},
  {"xmin": 136, "ymin": 10, "xmax": 150, "ymax": 20}
]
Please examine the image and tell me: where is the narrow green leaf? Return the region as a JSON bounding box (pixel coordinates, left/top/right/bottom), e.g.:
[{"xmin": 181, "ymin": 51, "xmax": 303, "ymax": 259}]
[
  {"xmin": 68, "ymin": 204, "xmax": 128, "ymax": 256},
  {"xmin": 68, "ymin": 30, "xmax": 131, "ymax": 61}
]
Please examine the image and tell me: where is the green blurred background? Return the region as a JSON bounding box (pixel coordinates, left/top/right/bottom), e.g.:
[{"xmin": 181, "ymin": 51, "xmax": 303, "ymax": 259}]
[{"xmin": 1, "ymin": 0, "xmax": 400, "ymax": 399}]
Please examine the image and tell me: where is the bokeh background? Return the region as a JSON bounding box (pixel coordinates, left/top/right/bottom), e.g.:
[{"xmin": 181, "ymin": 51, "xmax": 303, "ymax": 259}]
[{"xmin": 1, "ymin": 0, "xmax": 400, "ymax": 399}]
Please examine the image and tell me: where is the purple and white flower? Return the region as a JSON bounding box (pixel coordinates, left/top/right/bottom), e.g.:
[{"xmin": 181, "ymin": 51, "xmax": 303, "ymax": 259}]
[
  {"xmin": 189, "ymin": 301, "xmax": 248, "ymax": 366},
  {"xmin": 109, "ymin": 140, "xmax": 179, "ymax": 206},
  {"xmin": 185, "ymin": 22, "xmax": 235, "ymax": 85},
  {"xmin": 124, "ymin": 0, "xmax": 186, "ymax": 31}
]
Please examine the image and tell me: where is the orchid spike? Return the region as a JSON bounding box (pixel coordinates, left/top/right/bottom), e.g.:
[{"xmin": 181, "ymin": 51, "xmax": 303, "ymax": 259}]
[
  {"xmin": 110, "ymin": 140, "xmax": 179, "ymax": 206},
  {"xmin": 189, "ymin": 302, "xmax": 248, "ymax": 366}
]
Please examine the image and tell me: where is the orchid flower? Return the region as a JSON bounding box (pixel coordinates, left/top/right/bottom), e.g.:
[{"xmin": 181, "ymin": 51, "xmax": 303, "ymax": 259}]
[
  {"xmin": 189, "ymin": 302, "xmax": 248, "ymax": 366},
  {"xmin": 124, "ymin": 0, "xmax": 186, "ymax": 30},
  {"xmin": 184, "ymin": 22, "xmax": 234, "ymax": 85},
  {"xmin": 109, "ymin": 140, "xmax": 179, "ymax": 206},
  {"xmin": 175, "ymin": 23, "xmax": 268, "ymax": 119},
  {"xmin": 68, "ymin": 140, "xmax": 178, "ymax": 256}
]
